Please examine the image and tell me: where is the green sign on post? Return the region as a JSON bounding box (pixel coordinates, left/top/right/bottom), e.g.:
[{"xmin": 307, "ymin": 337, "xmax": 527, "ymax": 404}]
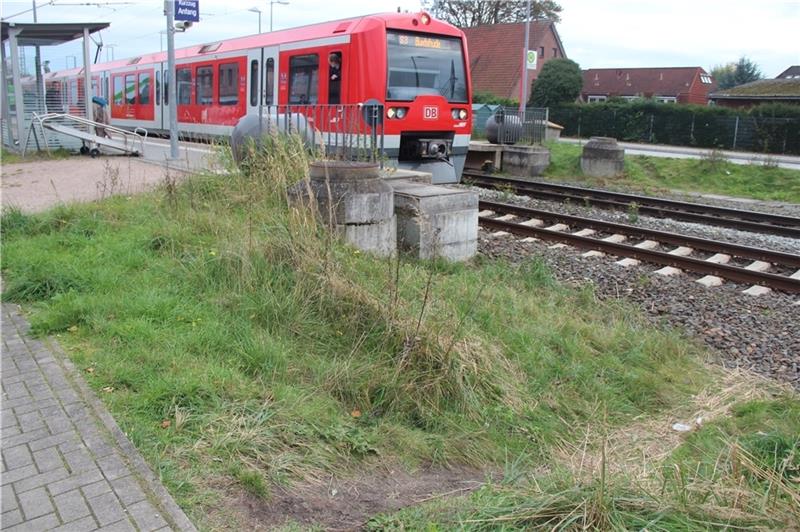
[{"xmin": 526, "ymin": 50, "xmax": 538, "ymax": 70}]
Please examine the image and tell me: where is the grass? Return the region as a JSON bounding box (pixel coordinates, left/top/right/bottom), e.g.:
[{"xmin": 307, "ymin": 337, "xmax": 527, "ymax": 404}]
[
  {"xmin": 543, "ymin": 141, "xmax": 800, "ymax": 203},
  {"xmin": 2, "ymin": 137, "xmax": 798, "ymax": 529},
  {"xmin": 1, "ymin": 147, "xmax": 72, "ymax": 164}
]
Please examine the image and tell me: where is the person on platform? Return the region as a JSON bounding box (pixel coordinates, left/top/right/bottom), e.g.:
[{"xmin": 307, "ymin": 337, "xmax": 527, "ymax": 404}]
[{"xmin": 92, "ymin": 96, "xmax": 111, "ymax": 139}]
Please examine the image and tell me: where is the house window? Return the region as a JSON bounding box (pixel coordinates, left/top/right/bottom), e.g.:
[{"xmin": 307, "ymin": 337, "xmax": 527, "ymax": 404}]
[
  {"xmin": 177, "ymin": 68, "xmax": 192, "ymax": 104},
  {"xmin": 587, "ymin": 95, "xmax": 607, "ymax": 103},
  {"xmin": 552, "ymin": 48, "xmax": 557, "ymax": 58},
  {"xmin": 197, "ymin": 66, "xmax": 214, "ymax": 105},
  {"xmin": 656, "ymin": 96, "xmax": 677, "ymax": 104},
  {"xmin": 539, "ymin": 46, "xmax": 544, "ymax": 59},
  {"xmin": 699, "ymin": 74, "xmax": 712, "ymax": 84},
  {"xmin": 219, "ymin": 62, "xmax": 239, "ymax": 105},
  {"xmin": 621, "ymin": 95, "xmax": 638, "ymax": 102},
  {"xmin": 289, "ymin": 54, "xmax": 319, "ymax": 104}
]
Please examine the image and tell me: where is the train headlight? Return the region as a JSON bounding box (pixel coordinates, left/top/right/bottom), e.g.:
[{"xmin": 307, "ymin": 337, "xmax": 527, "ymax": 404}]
[
  {"xmin": 451, "ymin": 108, "xmax": 468, "ymax": 120},
  {"xmin": 395, "ymin": 107, "xmax": 407, "ymax": 119},
  {"xmin": 387, "ymin": 107, "xmax": 396, "ymax": 119},
  {"xmin": 420, "ymin": 12, "xmax": 431, "ymax": 25}
]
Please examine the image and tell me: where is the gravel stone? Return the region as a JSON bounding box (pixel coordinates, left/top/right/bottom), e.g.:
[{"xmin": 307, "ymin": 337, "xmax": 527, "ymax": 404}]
[{"xmin": 473, "ymin": 185, "xmax": 800, "ymax": 388}]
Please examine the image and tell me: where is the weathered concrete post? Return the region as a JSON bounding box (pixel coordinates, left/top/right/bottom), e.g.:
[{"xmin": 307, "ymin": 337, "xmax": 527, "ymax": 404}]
[
  {"xmin": 580, "ymin": 137, "xmax": 625, "ymax": 177},
  {"xmin": 290, "ymin": 161, "xmax": 396, "ymax": 256}
]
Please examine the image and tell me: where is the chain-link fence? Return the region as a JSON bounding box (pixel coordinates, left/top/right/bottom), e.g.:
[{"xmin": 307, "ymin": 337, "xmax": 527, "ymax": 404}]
[
  {"xmin": 472, "ymin": 105, "xmax": 548, "ymax": 145},
  {"xmin": 549, "ymin": 105, "xmax": 800, "ymax": 155}
]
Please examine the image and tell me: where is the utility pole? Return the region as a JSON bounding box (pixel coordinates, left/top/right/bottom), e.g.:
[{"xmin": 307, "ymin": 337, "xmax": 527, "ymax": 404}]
[
  {"xmin": 164, "ymin": 0, "xmax": 179, "ymax": 159},
  {"xmin": 519, "ymin": 0, "xmax": 531, "ymax": 117}
]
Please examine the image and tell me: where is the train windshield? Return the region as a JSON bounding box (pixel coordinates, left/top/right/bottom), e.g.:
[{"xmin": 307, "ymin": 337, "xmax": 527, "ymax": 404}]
[{"xmin": 386, "ymin": 31, "xmax": 467, "ymax": 103}]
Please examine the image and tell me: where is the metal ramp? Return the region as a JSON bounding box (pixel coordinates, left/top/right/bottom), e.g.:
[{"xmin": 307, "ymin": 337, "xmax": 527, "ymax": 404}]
[{"xmin": 26, "ymin": 113, "xmax": 147, "ymax": 157}]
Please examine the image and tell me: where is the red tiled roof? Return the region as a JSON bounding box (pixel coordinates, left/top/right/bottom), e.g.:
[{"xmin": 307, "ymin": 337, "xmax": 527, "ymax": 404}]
[
  {"xmin": 463, "ymin": 21, "xmax": 563, "ymax": 100},
  {"xmin": 582, "ymin": 67, "xmax": 716, "ymax": 98}
]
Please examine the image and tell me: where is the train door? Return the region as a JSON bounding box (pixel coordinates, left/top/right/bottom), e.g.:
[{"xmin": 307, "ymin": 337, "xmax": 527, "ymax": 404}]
[{"xmin": 246, "ymin": 46, "xmax": 278, "ymax": 118}]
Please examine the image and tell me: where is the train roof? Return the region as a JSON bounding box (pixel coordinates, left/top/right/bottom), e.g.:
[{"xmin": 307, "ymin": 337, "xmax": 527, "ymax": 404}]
[{"xmin": 50, "ymin": 12, "xmax": 463, "ymax": 78}]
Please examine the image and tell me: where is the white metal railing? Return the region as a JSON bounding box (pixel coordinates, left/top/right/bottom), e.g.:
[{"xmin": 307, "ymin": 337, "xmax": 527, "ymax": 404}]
[{"xmin": 26, "ymin": 112, "xmax": 148, "ymax": 156}]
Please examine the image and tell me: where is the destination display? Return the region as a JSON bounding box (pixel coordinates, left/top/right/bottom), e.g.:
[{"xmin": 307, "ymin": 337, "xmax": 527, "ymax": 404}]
[{"xmin": 387, "ymin": 32, "xmax": 461, "ymax": 51}]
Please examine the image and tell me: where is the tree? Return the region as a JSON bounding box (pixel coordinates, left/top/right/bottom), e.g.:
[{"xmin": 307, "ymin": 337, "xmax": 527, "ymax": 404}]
[
  {"xmin": 530, "ymin": 58, "xmax": 582, "ymax": 107},
  {"xmin": 711, "ymin": 56, "xmax": 763, "ymax": 90},
  {"xmin": 422, "ymin": 0, "xmax": 562, "ymax": 27}
]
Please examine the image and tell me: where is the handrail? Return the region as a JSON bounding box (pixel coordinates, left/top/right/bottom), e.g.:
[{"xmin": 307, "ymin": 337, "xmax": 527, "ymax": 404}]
[{"xmin": 31, "ymin": 112, "xmax": 148, "ymax": 156}]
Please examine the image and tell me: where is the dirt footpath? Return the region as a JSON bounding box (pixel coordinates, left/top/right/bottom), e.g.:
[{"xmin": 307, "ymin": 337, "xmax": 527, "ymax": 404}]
[{"xmin": 1, "ymin": 155, "xmax": 185, "ymax": 213}]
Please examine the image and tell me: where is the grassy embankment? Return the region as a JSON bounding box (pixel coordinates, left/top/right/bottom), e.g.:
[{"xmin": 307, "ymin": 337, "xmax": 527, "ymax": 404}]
[
  {"xmin": 2, "ymin": 139, "xmax": 798, "ymax": 530},
  {"xmin": 543, "ymin": 141, "xmax": 800, "ymax": 203}
]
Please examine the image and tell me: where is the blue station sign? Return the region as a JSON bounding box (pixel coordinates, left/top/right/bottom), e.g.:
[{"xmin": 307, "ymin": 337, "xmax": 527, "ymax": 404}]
[{"xmin": 175, "ymin": 0, "xmax": 199, "ymax": 22}]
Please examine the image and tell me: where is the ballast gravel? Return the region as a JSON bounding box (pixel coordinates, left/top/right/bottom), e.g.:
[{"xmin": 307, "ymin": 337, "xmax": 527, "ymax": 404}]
[{"xmin": 470, "ymin": 186, "xmax": 800, "ymax": 389}]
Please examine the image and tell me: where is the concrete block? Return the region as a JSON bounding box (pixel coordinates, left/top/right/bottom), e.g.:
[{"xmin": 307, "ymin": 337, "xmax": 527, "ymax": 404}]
[
  {"xmin": 696, "ymin": 275, "xmax": 724, "ymax": 287},
  {"xmin": 335, "ymin": 216, "xmax": 397, "ymax": 258},
  {"xmin": 654, "ymin": 266, "xmax": 682, "ymax": 276},
  {"xmin": 580, "ymin": 137, "xmax": 624, "ymax": 178},
  {"xmin": 501, "ymin": 145, "xmax": 550, "ymax": 177},
  {"xmin": 392, "ymin": 181, "xmax": 478, "ymax": 262},
  {"xmin": 745, "ymin": 261, "xmax": 771, "ymax": 272}
]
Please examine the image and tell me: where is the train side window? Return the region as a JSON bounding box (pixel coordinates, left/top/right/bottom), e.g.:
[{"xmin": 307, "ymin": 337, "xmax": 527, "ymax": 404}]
[
  {"xmin": 138, "ymin": 72, "xmax": 151, "ymax": 105},
  {"xmin": 327, "ymin": 51, "xmax": 341, "ymax": 104},
  {"xmin": 289, "ymin": 54, "xmax": 318, "ymax": 104},
  {"xmin": 113, "ymin": 76, "xmax": 124, "ymax": 106},
  {"xmin": 103, "ymin": 78, "xmax": 109, "ymax": 101},
  {"xmin": 219, "ymin": 63, "xmax": 238, "ymax": 106},
  {"xmin": 249, "ymin": 60, "xmax": 259, "ymax": 106},
  {"xmin": 197, "ymin": 66, "xmax": 213, "ymax": 105},
  {"xmin": 155, "ymin": 71, "xmax": 160, "ymax": 105},
  {"xmin": 264, "ymin": 58, "xmax": 274, "ymax": 105},
  {"xmin": 163, "ymin": 70, "xmax": 170, "ymax": 105},
  {"xmin": 177, "ymin": 68, "xmax": 192, "ymax": 104},
  {"xmin": 125, "ymin": 74, "xmax": 136, "ymax": 104},
  {"xmin": 91, "ymin": 79, "xmax": 99, "ymax": 98}
]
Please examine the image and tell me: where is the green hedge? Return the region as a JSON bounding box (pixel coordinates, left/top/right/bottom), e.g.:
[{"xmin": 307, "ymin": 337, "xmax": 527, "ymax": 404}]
[{"xmin": 548, "ymin": 102, "xmax": 800, "ymax": 155}]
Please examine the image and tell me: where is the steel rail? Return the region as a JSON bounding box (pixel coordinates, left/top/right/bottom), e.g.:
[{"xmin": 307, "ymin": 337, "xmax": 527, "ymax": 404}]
[
  {"xmin": 464, "ymin": 172, "xmax": 800, "ymax": 238},
  {"xmin": 479, "ymin": 200, "xmax": 800, "ymax": 268},
  {"xmin": 478, "ymin": 217, "xmax": 800, "ymax": 294}
]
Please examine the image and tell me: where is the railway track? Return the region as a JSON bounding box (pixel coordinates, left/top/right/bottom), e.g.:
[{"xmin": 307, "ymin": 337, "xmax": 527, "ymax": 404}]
[
  {"xmin": 478, "ymin": 200, "xmax": 800, "ymax": 294},
  {"xmin": 464, "ymin": 172, "xmax": 800, "ymax": 239}
]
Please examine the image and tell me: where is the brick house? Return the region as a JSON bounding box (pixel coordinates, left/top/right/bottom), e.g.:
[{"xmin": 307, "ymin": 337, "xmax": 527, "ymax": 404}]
[
  {"xmin": 581, "ymin": 67, "xmax": 717, "ymax": 105},
  {"xmin": 462, "ymin": 21, "xmax": 567, "ymax": 102}
]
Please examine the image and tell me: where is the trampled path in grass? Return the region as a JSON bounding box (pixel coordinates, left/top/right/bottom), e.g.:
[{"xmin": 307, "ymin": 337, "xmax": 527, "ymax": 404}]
[
  {"xmin": 544, "ymin": 142, "xmax": 800, "ymax": 204},
  {"xmin": 2, "ymin": 141, "xmax": 798, "ymax": 530}
]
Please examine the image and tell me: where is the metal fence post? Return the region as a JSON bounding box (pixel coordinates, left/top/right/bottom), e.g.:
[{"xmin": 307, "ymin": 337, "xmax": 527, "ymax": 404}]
[
  {"xmin": 732, "ymin": 115, "xmax": 740, "ymax": 150},
  {"xmin": 648, "ymin": 114, "xmax": 654, "ymax": 143}
]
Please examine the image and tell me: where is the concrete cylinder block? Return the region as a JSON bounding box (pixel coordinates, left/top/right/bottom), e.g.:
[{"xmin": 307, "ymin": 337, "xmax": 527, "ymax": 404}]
[
  {"xmin": 289, "ymin": 161, "xmax": 396, "ymax": 256},
  {"xmin": 580, "ymin": 137, "xmax": 625, "ymax": 178}
]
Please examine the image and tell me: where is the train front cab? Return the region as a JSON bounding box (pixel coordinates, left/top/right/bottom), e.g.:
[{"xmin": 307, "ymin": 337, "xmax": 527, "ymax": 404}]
[{"xmin": 380, "ymin": 15, "xmax": 472, "ymax": 184}]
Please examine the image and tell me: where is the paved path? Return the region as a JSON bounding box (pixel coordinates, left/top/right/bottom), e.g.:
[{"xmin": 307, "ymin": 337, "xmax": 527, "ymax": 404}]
[{"xmin": 1, "ymin": 304, "xmax": 196, "ymax": 532}]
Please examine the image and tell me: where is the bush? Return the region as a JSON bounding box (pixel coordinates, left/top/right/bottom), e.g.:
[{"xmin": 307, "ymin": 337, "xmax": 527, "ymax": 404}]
[{"xmin": 549, "ymin": 101, "xmax": 800, "ymax": 154}]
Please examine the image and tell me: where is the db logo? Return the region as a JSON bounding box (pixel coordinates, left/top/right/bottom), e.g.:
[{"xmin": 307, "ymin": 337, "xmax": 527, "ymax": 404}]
[{"xmin": 423, "ymin": 106, "xmax": 439, "ymax": 120}]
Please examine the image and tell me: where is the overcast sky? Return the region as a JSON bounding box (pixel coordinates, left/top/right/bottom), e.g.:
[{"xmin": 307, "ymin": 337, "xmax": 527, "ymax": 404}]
[{"xmin": 3, "ymin": 0, "xmax": 798, "ymax": 77}]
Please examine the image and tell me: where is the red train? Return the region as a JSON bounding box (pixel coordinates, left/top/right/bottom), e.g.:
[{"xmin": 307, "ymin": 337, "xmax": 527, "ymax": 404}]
[{"xmin": 45, "ymin": 11, "xmax": 472, "ymax": 183}]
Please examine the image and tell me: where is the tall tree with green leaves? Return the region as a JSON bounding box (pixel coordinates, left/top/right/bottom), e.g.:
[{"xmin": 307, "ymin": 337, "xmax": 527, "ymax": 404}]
[
  {"xmin": 422, "ymin": 0, "xmax": 562, "ymax": 27},
  {"xmin": 530, "ymin": 58, "xmax": 582, "ymax": 107},
  {"xmin": 711, "ymin": 56, "xmax": 764, "ymax": 89}
]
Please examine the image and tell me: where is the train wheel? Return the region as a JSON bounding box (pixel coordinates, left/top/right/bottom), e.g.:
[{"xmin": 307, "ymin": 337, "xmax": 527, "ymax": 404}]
[
  {"xmin": 80, "ymin": 146, "xmax": 89, "ymax": 155},
  {"xmin": 90, "ymin": 148, "xmax": 100, "ymax": 158}
]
